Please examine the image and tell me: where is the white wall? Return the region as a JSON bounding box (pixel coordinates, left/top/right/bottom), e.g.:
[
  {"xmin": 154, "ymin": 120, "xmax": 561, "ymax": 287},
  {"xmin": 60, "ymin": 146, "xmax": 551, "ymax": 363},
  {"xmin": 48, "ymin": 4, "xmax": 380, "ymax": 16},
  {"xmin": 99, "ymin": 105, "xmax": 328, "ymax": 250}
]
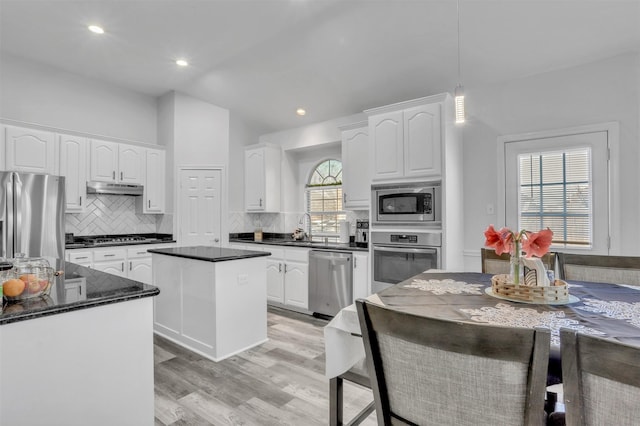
[
  {"xmin": 0, "ymin": 53, "xmax": 157, "ymax": 144},
  {"xmin": 463, "ymin": 52, "xmax": 640, "ymax": 269},
  {"xmin": 229, "ymin": 114, "xmax": 261, "ymax": 212}
]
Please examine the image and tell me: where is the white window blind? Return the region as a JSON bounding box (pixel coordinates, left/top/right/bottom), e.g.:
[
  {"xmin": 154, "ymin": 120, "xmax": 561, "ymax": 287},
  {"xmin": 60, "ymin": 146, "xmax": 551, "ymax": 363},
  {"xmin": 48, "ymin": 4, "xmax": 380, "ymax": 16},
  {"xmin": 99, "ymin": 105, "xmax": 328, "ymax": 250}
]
[
  {"xmin": 518, "ymin": 148, "xmax": 592, "ymax": 248},
  {"xmin": 305, "ymin": 159, "xmax": 345, "ymax": 241},
  {"xmin": 504, "ymin": 130, "xmax": 609, "ymax": 254}
]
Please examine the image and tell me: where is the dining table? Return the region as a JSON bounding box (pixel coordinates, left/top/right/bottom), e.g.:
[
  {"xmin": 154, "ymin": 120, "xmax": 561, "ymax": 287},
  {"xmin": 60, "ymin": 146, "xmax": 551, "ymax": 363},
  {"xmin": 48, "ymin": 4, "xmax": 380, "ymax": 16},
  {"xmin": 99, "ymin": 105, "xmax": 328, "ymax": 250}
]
[{"xmin": 325, "ymin": 271, "xmax": 640, "ymax": 383}]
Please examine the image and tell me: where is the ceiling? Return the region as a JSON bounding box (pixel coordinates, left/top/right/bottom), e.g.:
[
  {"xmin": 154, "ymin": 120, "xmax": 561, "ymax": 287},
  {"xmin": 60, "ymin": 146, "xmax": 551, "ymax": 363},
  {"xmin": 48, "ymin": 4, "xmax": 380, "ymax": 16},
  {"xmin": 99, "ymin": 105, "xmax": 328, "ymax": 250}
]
[{"xmin": 1, "ymin": 0, "xmax": 639, "ymax": 134}]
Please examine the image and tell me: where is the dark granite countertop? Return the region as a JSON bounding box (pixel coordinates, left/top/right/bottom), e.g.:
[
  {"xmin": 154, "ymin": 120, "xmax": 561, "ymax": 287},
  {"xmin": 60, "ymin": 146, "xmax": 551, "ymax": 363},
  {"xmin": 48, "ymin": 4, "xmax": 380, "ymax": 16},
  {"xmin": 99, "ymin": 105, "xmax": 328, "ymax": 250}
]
[
  {"xmin": 1, "ymin": 260, "xmax": 159, "ymax": 325},
  {"xmin": 229, "ymin": 233, "xmax": 369, "ymax": 252},
  {"xmin": 148, "ymin": 246, "xmax": 272, "ymax": 262}
]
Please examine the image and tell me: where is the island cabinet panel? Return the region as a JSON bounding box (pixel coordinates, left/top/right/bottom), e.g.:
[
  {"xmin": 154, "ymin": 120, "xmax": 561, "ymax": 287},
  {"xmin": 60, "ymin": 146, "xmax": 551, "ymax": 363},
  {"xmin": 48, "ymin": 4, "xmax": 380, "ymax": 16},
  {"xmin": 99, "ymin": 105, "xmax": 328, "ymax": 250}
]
[
  {"xmin": 153, "ymin": 256, "xmax": 182, "ymax": 335},
  {"xmin": 152, "ymin": 252, "xmax": 268, "ymax": 362},
  {"xmin": 0, "ymin": 298, "xmax": 155, "ymax": 426}
]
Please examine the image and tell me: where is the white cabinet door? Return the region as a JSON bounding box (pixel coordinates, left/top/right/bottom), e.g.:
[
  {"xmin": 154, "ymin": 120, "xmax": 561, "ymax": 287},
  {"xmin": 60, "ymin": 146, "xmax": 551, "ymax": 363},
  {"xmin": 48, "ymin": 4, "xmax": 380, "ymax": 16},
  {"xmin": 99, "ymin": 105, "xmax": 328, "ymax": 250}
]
[
  {"xmin": 370, "ymin": 111, "xmax": 403, "ymax": 181},
  {"xmin": 244, "ymin": 148, "xmax": 266, "ymax": 211},
  {"xmin": 59, "ymin": 134, "xmax": 88, "ymax": 213},
  {"xmin": 93, "ymin": 260, "xmax": 127, "ymax": 277},
  {"xmin": 90, "ymin": 139, "xmax": 118, "ymax": 182},
  {"xmin": 64, "ymin": 278, "xmax": 87, "ymax": 302},
  {"xmin": 352, "ymin": 252, "xmax": 369, "ymax": 302},
  {"xmin": 244, "ymin": 145, "xmax": 281, "ymax": 212},
  {"xmin": 283, "ymin": 260, "xmax": 308, "ymax": 309},
  {"xmin": 129, "ymin": 258, "xmax": 152, "ymax": 284},
  {"xmin": 404, "ymin": 103, "xmax": 441, "ymax": 178},
  {"xmin": 341, "ymin": 125, "xmax": 370, "ymax": 209},
  {"xmin": 118, "ymin": 144, "xmax": 145, "ymax": 184},
  {"xmin": 145, "ymin": 149, "xmax": 165, "ymax": 213},
  {"xmin": 266, "ymin": 258, "xmax": 284, "ymax": 303},
  {"xmin": 4, "ymin": 126, "xmax": 56, "ymax": 174}
]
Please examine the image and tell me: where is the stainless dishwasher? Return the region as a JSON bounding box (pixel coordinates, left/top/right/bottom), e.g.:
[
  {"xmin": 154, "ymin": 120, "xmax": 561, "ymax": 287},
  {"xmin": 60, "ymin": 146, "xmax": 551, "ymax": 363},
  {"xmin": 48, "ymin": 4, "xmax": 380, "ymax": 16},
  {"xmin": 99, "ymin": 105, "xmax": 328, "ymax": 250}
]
[{"xmin": 309, "ymin": 250, "xmax": 353, "ymax": 317}]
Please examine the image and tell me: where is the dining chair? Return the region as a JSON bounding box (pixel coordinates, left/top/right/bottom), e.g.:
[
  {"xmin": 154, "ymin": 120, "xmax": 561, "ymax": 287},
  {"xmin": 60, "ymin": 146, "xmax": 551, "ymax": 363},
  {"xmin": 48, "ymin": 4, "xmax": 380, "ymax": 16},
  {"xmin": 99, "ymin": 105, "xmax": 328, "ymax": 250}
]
[
  {"xmin": 556, "ymin": 253, "xmax": 640, "ymax": 285},
  {"xmin": 329, "ymin": 359, "xmax": 375, "ymax": 426},
  {"xmin": 356, "ymin": 299, "xmax": 551, "ymax": 426},
  {"xmin": 559, "ymin": 328, "xmax": 640, "ymax": 426},
  {"xmin": 481, "ymin": 248, "xmax": 556, "ymax": 275}
]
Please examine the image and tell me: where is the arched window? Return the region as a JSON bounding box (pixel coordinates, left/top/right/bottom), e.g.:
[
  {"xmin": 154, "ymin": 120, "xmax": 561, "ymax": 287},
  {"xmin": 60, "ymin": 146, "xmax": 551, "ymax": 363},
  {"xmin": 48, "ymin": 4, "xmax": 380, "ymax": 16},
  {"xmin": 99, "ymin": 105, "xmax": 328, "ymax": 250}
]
[{"xmin": 305, "ymin": 159, "xmax": 346, "ymax": 241}]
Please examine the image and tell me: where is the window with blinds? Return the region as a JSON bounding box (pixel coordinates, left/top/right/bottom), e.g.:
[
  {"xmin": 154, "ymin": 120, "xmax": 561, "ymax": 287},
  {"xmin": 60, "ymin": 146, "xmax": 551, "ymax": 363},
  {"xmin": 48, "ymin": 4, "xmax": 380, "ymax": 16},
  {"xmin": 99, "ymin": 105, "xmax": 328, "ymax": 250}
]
[
  {"xmin": 518, "ymin": 148, "xmax": 592, "ymax": 248},
  {"xmin": 305, "ymin": 159, "xmax": 345, "ymax": 241}
]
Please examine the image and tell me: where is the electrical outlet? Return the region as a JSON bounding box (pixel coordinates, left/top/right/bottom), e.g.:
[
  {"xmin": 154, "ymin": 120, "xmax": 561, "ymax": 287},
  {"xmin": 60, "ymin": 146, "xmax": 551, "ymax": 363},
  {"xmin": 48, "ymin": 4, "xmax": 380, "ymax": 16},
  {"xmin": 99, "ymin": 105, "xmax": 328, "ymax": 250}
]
[{"xmin": 237, "ymin": 274, "xmax": 249, "ymax": 285}]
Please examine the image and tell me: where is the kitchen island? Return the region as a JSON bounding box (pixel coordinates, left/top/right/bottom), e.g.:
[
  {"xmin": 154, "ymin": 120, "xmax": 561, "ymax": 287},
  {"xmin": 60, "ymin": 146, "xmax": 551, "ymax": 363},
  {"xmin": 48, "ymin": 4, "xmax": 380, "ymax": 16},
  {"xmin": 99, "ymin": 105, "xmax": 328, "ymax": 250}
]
[
  {"xmin": 149, "ymin": 246, "xmax": 271, "ymax": 362},
  {"xmin": 0, "ymin": 260, "xmax": 159, "ymax": 426}
]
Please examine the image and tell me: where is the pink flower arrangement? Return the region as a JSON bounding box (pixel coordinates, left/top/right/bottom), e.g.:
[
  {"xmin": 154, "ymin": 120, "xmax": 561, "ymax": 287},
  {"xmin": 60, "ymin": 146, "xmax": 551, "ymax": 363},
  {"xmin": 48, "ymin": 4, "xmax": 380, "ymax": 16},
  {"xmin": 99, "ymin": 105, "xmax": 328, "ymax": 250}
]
[{"xmin": 484, "ymin": 225, "xmax": 553, "ymax": 258}]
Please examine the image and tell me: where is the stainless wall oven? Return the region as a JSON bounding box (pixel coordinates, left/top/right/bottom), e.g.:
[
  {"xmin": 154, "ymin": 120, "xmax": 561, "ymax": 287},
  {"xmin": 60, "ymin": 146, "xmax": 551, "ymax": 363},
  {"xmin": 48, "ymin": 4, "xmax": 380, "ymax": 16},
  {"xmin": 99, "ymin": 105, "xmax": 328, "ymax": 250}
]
[
  {"xmin": 371, "ymin": 231, "xmax": 441, "ymax": 293},
  {"xmin": 372, "ymin": 181, "xmax": 441, "ymax": 226}
]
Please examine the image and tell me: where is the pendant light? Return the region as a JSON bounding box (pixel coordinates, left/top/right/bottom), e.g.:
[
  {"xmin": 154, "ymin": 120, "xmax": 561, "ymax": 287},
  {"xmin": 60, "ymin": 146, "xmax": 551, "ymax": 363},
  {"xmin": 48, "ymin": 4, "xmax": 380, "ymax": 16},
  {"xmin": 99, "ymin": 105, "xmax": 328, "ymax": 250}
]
[{"xmin": 454, "ymin": 0, "xmax": 465, "ymax": 124}]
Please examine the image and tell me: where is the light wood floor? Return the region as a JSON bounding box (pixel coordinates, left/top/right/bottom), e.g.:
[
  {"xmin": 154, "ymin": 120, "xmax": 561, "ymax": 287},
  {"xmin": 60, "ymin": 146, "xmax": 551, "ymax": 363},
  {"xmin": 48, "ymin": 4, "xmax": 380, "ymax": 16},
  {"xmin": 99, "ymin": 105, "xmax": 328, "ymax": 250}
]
[{"xmin": 154, "ymin": 306, "xmax": 377, "ymax": 425}]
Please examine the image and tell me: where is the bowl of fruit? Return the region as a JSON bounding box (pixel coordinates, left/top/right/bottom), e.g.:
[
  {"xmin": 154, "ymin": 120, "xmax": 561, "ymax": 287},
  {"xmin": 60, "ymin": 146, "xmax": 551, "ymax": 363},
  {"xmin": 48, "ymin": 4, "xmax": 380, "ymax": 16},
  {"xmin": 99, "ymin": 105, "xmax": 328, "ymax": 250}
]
[{"xmin": 2, "ymin": 255, "xmax": 62, "ymax": 301}]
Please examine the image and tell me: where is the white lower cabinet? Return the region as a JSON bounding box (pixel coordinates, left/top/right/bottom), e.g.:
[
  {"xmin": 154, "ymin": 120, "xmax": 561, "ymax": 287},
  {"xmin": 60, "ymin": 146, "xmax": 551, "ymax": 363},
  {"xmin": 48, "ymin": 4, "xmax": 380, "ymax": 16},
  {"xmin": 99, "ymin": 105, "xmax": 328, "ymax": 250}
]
[
  {"xmin": 66, "ymin": 243, "xmax": 175, "ymax": 284},
  {"xmin": 264, "ymin": 246, "xmax": 310, "ymax": 311},
  {"xmin": 352, "ymin": 251, "xmax": 370, "ymax": 302},
  {"xmin": 127, "ymin": 247, "xmax": 154, "ymax": 284},
  {"xmin": 93, "ymin": 248, "xmax": 127, "ymax": 278}
]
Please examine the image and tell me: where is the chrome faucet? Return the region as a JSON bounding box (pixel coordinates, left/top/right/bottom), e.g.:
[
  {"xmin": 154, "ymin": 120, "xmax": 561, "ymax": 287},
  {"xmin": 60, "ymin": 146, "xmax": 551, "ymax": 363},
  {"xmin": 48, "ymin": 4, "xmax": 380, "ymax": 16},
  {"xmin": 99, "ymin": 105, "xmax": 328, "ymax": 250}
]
[{"xmin": 300, "ymin": 213, "xmax": 312, "ymax": 241}]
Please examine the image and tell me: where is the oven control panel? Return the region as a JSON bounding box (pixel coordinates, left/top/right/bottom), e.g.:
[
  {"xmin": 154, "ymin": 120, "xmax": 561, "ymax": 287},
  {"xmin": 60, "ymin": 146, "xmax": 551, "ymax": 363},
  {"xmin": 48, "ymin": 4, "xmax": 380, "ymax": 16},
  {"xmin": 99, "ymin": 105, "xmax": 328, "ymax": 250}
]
[{"xmin": 390, "ymin": 234, "xmax": 418, "ymax": 244}]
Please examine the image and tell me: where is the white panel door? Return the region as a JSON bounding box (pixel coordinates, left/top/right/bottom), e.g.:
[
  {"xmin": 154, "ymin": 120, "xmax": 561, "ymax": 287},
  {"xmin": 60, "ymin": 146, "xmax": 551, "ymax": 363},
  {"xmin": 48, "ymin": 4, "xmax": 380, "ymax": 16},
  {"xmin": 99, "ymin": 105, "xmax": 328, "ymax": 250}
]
[
  {"xmin": 283, "ymin": 260, "xmax": 309, "ymax": 309},
  {"xmin": 179, "ymin": 168, "xmax": 222, "ymax": 247}
]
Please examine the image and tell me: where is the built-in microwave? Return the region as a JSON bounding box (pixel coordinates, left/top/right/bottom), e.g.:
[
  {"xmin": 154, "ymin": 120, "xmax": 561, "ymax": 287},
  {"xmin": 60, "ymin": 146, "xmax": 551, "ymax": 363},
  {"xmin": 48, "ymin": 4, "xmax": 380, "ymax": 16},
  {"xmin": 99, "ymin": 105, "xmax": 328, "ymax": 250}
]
[{"xmin": 372, "ymin": 182, "xmax": 441, "ymax": 226}]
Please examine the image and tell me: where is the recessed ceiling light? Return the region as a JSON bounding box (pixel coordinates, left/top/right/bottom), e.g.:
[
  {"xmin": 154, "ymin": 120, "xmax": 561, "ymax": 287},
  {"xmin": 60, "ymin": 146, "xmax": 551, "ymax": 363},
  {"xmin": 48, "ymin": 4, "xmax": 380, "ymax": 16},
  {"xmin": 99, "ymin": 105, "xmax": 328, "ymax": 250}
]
[
  {"xmin": 296, "ymin": 108, "xmax": 306, "ymax": 116},
  {"xmin": 88, "ymin": 25, "xmax": 104, "ymax": 34},
  {"xmin": 176, "ymin": 59, "xmax": 189, "ymax": 67}
]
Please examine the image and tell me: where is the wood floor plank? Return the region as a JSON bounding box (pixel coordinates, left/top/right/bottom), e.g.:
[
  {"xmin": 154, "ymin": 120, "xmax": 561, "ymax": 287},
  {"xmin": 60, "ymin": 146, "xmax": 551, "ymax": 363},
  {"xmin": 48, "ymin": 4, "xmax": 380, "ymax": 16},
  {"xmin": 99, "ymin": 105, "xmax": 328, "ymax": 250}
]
[{"xmin": 154, "ymin": 306, "xmax": 378, "ymax": 425}]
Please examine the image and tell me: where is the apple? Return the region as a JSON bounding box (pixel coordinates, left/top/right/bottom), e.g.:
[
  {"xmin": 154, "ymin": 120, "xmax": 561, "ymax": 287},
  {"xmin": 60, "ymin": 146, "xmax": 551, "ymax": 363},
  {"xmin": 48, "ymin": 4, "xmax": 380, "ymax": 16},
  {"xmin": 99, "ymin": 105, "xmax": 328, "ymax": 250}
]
[
  {"xmin": 26, "ymin": 280, "xmax": 41, "ymax": 294},
  {"xmin": 38, "ymin": 279, "xmax": 49, "ymax": 292}
]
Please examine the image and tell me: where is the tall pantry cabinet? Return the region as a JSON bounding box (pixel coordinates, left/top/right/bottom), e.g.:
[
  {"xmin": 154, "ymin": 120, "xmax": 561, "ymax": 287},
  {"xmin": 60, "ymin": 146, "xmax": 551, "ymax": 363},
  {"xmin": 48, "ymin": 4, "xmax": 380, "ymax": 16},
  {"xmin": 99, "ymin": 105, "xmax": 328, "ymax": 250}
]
[{"xmin": 365, "ymin": 93, "xmax": 464, "ymax": 272}]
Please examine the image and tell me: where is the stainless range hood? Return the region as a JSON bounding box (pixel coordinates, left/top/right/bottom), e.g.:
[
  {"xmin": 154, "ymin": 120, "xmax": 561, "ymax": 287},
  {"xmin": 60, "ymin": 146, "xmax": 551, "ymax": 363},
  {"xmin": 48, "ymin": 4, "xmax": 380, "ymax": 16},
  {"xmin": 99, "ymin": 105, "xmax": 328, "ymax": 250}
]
[{"xmin": 87, "ymin": 181, "xmax": 143, "ymax": 196}]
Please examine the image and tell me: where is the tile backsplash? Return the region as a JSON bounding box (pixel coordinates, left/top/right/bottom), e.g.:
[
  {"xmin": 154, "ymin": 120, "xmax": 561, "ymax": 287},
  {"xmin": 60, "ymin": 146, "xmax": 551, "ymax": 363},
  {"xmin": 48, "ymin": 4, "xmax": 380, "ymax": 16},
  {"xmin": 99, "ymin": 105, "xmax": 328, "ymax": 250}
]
[
  {"xmin": 228, "ymin": 210, "xmax": 369, "ymax": 236},
  {"xmin": 65, "ymin": 194, "xmax": 159, "ymax": 236}
]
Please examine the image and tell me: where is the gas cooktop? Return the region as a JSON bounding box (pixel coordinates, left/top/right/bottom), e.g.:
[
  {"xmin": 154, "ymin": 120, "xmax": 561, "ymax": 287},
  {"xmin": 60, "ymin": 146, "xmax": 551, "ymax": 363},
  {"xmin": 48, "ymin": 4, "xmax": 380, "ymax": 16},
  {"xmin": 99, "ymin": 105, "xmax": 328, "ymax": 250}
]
[{"xmin": 67, "ymin": 234, "xmax": 174, "ymax": 248}]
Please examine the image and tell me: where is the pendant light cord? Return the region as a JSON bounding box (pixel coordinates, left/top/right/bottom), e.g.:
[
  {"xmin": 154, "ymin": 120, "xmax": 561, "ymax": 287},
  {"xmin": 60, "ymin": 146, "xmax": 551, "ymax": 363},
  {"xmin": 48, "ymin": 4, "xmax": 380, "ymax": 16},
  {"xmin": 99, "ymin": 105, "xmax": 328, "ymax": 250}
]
[{"xmin": 457, "ymin": 0, "xmax": 461, "ymax": 84}]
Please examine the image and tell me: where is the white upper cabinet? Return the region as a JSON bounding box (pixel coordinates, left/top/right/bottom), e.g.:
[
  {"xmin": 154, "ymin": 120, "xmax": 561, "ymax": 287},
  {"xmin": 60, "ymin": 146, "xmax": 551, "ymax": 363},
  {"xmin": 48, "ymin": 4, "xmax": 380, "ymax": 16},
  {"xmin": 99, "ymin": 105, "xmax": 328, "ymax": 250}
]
[
  {"xmin": 370, "ymin": 111, "xmax": 404, "ymax": 181},
  {"xmin": 137, "ymin": 148, "xmax": 165, "ymax": 214},
  {"xmin": 59, "ymin": 134, "xmax": 88, "ymax": 213},
  {"xmin": 245, "ymin": 144, "xmax": 281, "ymax": 212},
  {"xmin": 367, "ymin": 99, "xmax": 442, "ymax": 181},
  {"xmin": 341, "ymin": 123, "xmax": 370, "ymax": 209},
  {"xmin": 404, "ymin": 103, "xmax": 441, "ymax": 178},
  {"xmin": 119, "ymin": 144, "xmax": 145, "ymax": 184},
  {"xmin": 90, "ymin": 139, "xmax": 144, "ymax": 184},
  {"xmin": 4, "ymin": 126, "xmax": 56, "ymax": 174}
]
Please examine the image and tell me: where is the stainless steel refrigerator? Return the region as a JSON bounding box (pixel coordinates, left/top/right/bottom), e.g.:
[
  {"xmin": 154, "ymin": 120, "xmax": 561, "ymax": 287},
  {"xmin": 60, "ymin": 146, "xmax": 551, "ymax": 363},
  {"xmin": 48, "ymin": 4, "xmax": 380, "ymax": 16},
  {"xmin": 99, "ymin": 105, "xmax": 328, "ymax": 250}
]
[{"xmin": 0, "ymin": 171, "xmax": 65, "ymax": 259}]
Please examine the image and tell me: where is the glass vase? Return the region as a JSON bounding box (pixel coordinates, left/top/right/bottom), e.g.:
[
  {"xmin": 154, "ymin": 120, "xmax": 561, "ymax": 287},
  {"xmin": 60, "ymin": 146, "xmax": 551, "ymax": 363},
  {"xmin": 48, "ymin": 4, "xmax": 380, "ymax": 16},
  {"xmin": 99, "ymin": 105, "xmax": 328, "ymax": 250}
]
[{"xmin": 509, "ymin": 240, "xmax": 523, "ymax": 285}]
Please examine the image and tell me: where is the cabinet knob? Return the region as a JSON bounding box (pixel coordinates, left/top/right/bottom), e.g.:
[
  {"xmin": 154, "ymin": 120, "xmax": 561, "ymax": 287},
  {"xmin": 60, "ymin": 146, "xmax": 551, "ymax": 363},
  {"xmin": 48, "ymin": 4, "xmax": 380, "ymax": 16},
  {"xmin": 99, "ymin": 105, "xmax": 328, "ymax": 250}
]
[
  {"xmin": 79, "ymin": 196, "xmax": 82, "ymax": 206},
  {"xmin": 129, "ymin": 261, "xmax": 132, "ymax": 271},
  {"xmin": 354, "ymin": 257, "xmax": 357, "ymax": 268},
  {"xmin": 214, "ymin": 238, "xmax": 220, "ymax": 243},
  {"xmin": 121, "ymin": 262, "xmax": 124, "ymax": 272},
  {"xmin": 112, "ymin": 171, "xmax": 115, "ymax": 180},
  {"xmin": 259, "ymin": 198, "xmax": 263, "ymax": 207},
  {"xmin": 284, "ymin": 264, "xmax": 288, "ymax": 273},
  {"xmin": 343, "ymin": 193, "xmax": 347, "ymax": 203},
  {"xmin": 120, "ymin": 171, "xmax": 123, "ymax": 180},
  {"xmin": 148, "ymin": 200, "xmax": 151, "ymax": 208},
  {"xmin": 279, "ymin": 263, "xmax": 282, "ymax": 273}
]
